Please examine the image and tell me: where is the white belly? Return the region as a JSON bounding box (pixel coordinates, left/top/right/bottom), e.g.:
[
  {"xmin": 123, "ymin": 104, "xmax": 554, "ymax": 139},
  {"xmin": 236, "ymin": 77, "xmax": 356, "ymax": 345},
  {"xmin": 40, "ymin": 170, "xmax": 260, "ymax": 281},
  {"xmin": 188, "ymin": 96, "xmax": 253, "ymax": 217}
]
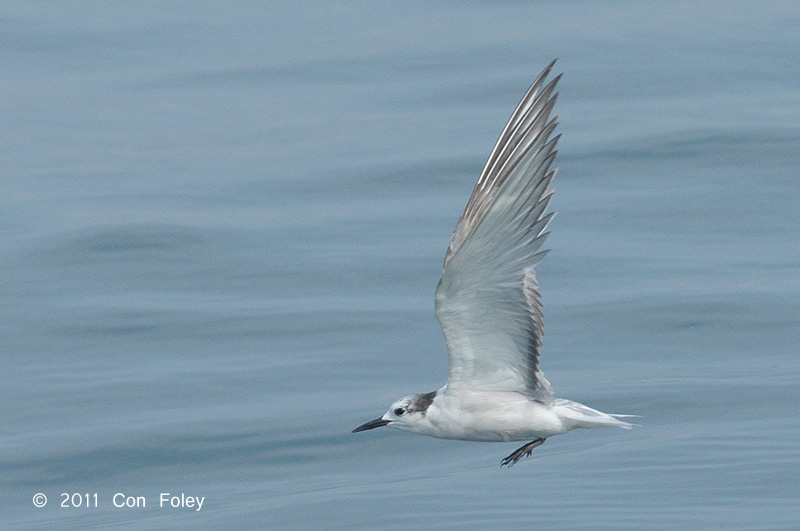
[{"xmin": 406, "ymin": 391, "xmax": 568, "ymax": 442}]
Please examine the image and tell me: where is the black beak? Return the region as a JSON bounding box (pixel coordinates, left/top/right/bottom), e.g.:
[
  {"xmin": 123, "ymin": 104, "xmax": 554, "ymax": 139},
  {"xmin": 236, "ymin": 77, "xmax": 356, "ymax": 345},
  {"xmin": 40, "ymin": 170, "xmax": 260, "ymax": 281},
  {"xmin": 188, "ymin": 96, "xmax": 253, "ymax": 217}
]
[{"xmin": 352, "ymin": 417, "xmax": 390, "ymax": 433}]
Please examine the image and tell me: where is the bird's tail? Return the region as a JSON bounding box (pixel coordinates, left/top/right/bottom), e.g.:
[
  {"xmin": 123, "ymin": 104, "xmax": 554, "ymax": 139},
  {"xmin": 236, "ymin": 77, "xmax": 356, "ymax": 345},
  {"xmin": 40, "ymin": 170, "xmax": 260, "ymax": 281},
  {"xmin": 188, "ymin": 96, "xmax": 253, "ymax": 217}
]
[{"xmin": 552, "ymin": 399, "xmax": 640, "ymax": 430}]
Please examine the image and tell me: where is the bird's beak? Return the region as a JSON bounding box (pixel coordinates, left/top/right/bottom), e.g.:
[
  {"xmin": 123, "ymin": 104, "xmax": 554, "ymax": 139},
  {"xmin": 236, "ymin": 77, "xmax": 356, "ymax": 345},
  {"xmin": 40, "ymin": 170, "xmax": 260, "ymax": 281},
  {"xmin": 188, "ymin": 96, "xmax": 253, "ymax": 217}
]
[{"xmin": 352, "ymin": 417, "xmax": 390, "ymax": 433}]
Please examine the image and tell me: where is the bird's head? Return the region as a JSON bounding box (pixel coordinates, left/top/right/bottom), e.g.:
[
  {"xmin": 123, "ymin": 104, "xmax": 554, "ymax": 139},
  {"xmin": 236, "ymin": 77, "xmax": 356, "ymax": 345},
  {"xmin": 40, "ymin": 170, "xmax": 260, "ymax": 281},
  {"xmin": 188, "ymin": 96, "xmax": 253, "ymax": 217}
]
[{"xmin": 352, "ymin": 391, "xmax": 437, "ymax": 434}]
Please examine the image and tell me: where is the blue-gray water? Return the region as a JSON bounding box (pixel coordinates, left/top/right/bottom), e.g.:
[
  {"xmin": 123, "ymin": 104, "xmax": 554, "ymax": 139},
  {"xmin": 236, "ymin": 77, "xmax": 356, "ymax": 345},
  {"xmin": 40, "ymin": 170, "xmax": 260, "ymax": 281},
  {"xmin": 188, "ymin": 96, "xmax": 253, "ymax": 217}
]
[{"xmin": 3, "ymin": 2, "xmax": 799, "ymax": 529}]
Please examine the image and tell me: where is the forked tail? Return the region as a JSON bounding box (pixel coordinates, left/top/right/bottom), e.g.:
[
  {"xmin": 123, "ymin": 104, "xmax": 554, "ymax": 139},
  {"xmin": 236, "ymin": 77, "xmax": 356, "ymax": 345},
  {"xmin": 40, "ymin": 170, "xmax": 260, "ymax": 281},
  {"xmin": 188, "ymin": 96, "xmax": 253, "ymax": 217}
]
[{"xmin": 552, "ymin": 398, "xmax": 639, "ymax": 430}]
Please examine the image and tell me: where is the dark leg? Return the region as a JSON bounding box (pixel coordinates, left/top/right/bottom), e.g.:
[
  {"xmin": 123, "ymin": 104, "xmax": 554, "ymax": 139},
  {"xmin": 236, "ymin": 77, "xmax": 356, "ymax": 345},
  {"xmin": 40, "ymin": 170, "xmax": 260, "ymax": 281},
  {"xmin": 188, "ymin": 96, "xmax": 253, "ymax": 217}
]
[{"xmin": 500, "ymin": 438, "xmax": 546, "ymax": 467}]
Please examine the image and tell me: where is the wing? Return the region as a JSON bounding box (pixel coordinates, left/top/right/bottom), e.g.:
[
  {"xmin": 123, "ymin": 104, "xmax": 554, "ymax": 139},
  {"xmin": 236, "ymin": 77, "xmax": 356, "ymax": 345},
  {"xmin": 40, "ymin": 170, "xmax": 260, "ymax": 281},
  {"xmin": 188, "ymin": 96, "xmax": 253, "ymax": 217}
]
[{"xmin": 435, "ymin": 62, "xmax": 560, "ymax": 399}]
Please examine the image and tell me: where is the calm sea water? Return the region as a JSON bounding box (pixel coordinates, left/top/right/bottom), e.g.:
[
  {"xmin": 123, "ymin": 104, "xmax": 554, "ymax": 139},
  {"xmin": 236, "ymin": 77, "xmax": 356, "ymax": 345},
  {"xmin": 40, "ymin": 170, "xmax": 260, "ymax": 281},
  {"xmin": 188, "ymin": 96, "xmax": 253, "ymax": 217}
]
[{"xmin": 2, "ymin": 2, "xmax": 799, "ymax": 529}]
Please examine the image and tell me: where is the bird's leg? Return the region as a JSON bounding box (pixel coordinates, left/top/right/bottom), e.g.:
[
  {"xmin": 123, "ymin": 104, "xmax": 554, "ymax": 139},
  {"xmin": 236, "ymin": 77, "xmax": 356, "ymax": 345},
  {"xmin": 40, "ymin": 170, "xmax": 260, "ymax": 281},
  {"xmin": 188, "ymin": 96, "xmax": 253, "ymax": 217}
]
[{"xmin": 501, "ymin": 438, "xmax": 546, "ymax": 467}]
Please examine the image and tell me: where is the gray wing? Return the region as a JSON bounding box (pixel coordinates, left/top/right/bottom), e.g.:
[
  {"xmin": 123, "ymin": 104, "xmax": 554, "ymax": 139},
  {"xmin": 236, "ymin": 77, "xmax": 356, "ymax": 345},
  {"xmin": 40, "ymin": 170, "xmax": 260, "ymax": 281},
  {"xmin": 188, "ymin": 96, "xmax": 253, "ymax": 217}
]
[
  {"xmin": 443, "ymin": 59, "xmax": 558, "ymax": 266},
  {"xmin": 435, "ymin": 62, "xmax": 559, "ymax": 399}
]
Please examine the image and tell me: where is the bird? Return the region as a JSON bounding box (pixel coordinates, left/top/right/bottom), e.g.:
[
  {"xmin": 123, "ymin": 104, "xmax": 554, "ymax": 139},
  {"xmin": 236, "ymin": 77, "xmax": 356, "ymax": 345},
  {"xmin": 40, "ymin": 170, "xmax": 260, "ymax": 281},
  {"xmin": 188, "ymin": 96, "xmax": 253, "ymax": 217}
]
[{"xmin": 352, "ymin": 60, "xmax": 635, "ymax": 467}]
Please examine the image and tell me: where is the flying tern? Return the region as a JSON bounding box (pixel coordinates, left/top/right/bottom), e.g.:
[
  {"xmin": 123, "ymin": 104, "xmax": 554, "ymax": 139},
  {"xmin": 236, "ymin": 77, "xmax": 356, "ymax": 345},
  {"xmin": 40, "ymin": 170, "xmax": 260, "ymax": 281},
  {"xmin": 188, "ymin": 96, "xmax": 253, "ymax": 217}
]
[{"xmin": 353, "ymin": 60, "xmax": 635, "ymax": 467}]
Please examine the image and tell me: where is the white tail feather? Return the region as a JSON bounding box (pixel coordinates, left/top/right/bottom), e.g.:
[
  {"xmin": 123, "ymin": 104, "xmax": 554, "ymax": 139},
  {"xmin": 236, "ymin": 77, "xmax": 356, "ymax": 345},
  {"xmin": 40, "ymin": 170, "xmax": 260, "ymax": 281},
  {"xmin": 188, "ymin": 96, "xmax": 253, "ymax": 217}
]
[{"xmin": 552, "ymin": 399, "xmax": 638, "ymax": 430}]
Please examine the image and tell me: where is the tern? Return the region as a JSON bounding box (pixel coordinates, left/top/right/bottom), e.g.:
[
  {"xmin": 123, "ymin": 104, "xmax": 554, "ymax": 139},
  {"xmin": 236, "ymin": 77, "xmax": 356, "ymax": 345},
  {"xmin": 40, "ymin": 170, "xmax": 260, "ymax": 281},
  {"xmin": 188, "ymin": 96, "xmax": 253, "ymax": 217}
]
[{"xmin": 353, "ymin": 61, "xmax": 635, "ymax": 467}]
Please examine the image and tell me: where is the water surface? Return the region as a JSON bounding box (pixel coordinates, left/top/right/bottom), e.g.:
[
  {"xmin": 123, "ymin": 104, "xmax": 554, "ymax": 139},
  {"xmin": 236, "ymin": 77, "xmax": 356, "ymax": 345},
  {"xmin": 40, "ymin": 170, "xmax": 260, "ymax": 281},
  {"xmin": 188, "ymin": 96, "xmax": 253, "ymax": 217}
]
[{"xmin": 2, "ymin": 2, "xmax": 799, "ymax": 529}]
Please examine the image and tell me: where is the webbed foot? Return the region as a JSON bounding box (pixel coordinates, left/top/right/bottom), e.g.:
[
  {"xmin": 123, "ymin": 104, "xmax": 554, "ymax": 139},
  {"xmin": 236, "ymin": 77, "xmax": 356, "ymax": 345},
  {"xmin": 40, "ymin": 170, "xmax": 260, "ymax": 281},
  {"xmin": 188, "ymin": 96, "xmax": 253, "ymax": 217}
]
[{"xmin": 500, "ymin": 438, "xmax": 546, "ymax": 467}]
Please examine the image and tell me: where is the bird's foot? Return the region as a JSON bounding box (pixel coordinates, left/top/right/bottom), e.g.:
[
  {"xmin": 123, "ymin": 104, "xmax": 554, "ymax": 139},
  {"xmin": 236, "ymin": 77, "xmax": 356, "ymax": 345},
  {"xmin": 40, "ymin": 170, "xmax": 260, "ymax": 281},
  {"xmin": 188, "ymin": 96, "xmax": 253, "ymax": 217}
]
[{"xmin": 500, "ymin": 438, "xmax": 546, "ymax": 467}]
